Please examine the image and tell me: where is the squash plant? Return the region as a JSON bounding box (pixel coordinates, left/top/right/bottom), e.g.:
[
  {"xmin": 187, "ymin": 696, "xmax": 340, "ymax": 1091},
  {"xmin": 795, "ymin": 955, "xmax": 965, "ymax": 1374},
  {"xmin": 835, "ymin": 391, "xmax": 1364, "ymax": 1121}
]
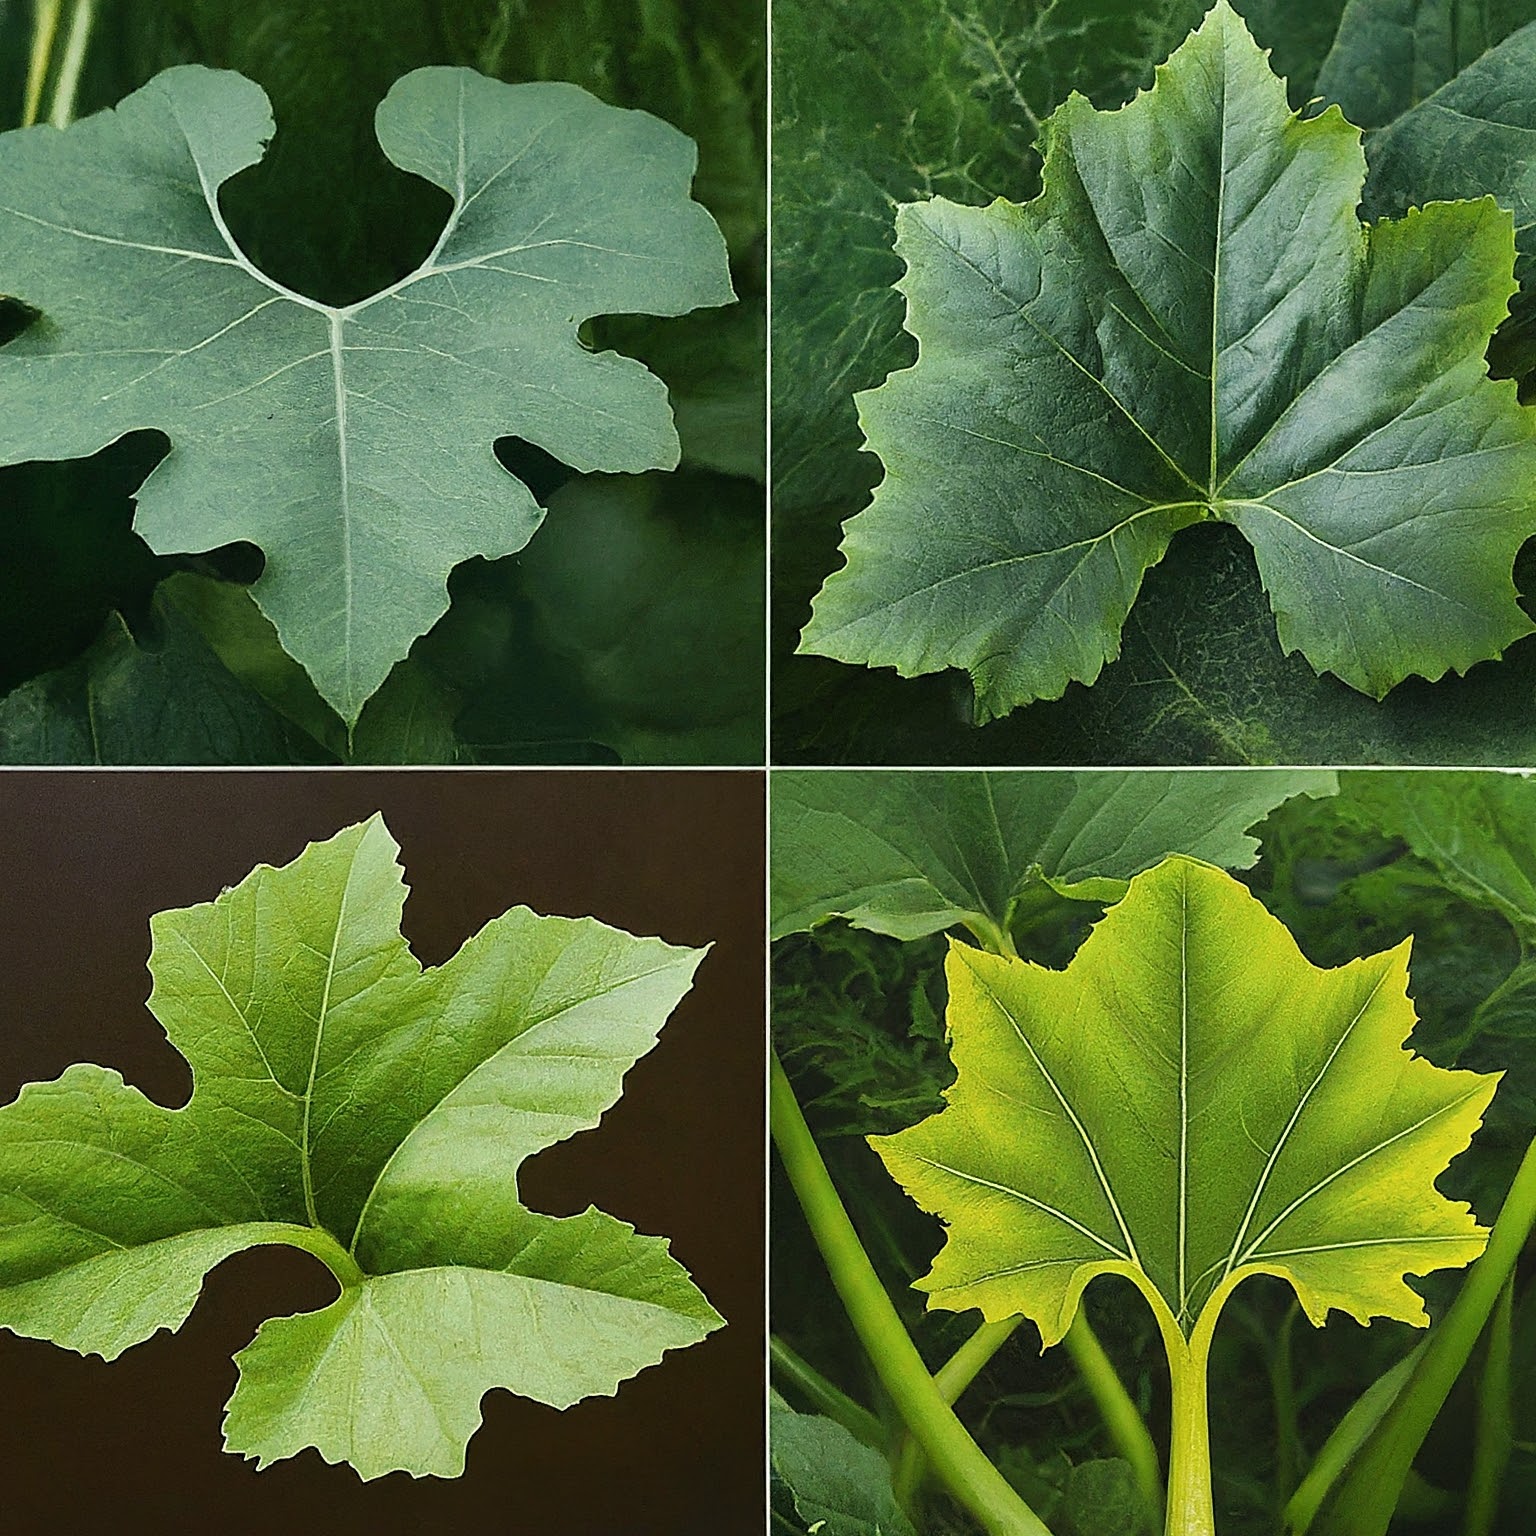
[
  {"xmin": 773, "ymin": 0, "xmax": 1536, "ymax": 765},
  {"xmin": 0, "ymin": 814, "xmax": 722, "ymax": 1479},
  {"xmin": 771, "ymin": 769, "xmax": 1536, "ymax": 1536},
  {"xmin": 0, "ymin": 0, "xmax": 765, "ymax": 765}
]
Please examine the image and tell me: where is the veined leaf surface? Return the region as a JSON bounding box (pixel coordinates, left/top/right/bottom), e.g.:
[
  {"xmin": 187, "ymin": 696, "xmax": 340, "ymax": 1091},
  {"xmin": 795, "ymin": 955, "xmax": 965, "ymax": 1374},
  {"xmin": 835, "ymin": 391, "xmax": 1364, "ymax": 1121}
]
[
  {"xmin": 771, "ymin": 768, "xmax": 1334, "ymax": 940},
  {"xmin": 801, "ymin": 1, "xmax": 1536, "ymax": 720},
  {"xmin": 0, "ymin": 816, "xmax": 720, "ymax": 1478},
  {"xmin": 0, "ymin": 66, "xmax": 733, "ymax": 722},
  {"xmin": 873, "ymin": 857, "xmax": 1495, "ymax": 1347},
  {"xmin": 1339, "ymin": 768, "xmax": 1536, "ymax": 941}
]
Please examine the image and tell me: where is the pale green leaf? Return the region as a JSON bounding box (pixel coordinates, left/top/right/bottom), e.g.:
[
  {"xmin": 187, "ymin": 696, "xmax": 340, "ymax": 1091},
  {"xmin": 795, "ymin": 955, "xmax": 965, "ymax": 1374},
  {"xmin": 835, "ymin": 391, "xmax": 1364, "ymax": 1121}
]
[
  {"xmin": 771, "ymin": 768, "xmax": 1335, "ymax": 940},
  {"xmin": 0, "ymin": 65, "xmax": 732, "ymax": 723},
  {"xmin": 0, "ymin": 816, "xmax": 720, "ymax": 1479},
  {"xmin": 873, "ymin": 857, "xmax": 1495, "ymax": 1350},
  {"xmin": 800, "ymin": 2, "xmax": 1536, "ymax": 720}
]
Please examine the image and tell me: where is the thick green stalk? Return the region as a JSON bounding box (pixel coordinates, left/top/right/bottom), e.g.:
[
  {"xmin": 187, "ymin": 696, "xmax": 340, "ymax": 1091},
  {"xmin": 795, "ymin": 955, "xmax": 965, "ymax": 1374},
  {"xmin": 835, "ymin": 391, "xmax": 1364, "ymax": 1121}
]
[
  {"xmin": 771, "ymin": 1053, "xmax": 1052, "ymax": 1536},
  {"xmin": 1462, "ymin": 1277, "xmax": 1515, "ymax": 1536},
  {"xmin": 1304, "ymin": 1129, "xmax": 1536, "ymax": 1536},
  {"xmin": 46, "ymin": 0, "xmax": 94, "ymax": 128},
  {"xmin": 770, "ymin": 1334, "xmax": 886, "ymax": 1449},
  {"xmin": 1065, "ymin": 1311, "xmax": 1164, "ymax": 1529},
  {"xmin": 891, "ymin": 1316, "xmax": 1022, "ymax": 1505},
  {"xmin": 23, "ymin": 0, "xmax": 62, "ymax": 126}
]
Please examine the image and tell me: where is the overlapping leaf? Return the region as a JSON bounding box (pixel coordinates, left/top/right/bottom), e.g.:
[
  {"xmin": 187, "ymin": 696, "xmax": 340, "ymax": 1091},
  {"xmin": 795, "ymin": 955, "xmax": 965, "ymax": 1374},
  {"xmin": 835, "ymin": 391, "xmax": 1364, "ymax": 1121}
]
[
  {"xmin": 873, "ymin": 857, "xmax": 1495, "ymax": 1346},
  {"xmin": 0, "ymin": 65, "xmax": 733, "ymax": 722},
  {"xmin": 799, "ymin": 1, "xmax": 1536, "ymax": 721},
  {"xmin": 0, "ymin": 816, "xmax": 720, "ymax": 1478},
  {"xmin": 771, "ymin": 768, "xmax": 1334, "ymax": 940}
]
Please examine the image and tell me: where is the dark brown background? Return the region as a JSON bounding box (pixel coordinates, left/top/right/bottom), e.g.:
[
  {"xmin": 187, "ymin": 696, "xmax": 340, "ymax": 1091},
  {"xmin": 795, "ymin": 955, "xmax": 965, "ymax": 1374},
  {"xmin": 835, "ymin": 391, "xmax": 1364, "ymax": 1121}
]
[{"xmin": 0, "ymin": 770, "xmax": 764, "ymax": 1534}]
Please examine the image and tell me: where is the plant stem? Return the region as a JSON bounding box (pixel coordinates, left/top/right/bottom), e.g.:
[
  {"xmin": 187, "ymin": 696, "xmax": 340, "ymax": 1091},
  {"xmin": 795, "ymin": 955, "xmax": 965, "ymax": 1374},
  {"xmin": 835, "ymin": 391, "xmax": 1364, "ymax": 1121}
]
[
  {"xmin": 1162, "ymin": 1330, "xmax": 1216, "ymax": 1536},
  {"xmin": 891, "ymin": 1316, "xmax": 1022, "ymax": 1505},
  {"xmin": 770, "ymin": 1334, "xmax": 885, "ymax": 1449},
  {"xmin": 771, "ymin": 1052, "xmax": 1052, "ymax": 1536},
  {"xmin": 23, "ymin": 0, "xmax": 62, "ymax": 127},
  {"xmin": 46, "ymin": 0, "xmax": 94, "ymax": 128},
  {"xmin": 1462, "ymin": 1276, "xmax": 1515, "ymax": 1536},
  {"xmin": 1064, "ymin": 1311, "xmax": 1165, "ymax": 1529},
  {"xmin": 1304, "ymin": 1128, "xmax": 1536, "ymax": 1536}
]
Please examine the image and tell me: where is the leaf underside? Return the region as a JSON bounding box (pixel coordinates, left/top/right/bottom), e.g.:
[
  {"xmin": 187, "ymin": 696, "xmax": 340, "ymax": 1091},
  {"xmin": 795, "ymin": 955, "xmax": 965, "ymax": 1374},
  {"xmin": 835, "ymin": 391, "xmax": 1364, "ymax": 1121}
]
[
  {"xmin": 770, "ymin": 766, "xmax": 1335, "ymax": 939},
  {"xmin": 0, "ymin": 816, "xmax": 720, "ymax": 1479},
  {"xmin": 801, "ymin": 1, "xmax": 1536, "ymax": 721},
  {"xmin": 873, "ymin": 856, "xmax": 1495, "ymax": 1347},
  {"xmin": 0, "ymin": 66, "xmax": 733, "ymax": 723}
]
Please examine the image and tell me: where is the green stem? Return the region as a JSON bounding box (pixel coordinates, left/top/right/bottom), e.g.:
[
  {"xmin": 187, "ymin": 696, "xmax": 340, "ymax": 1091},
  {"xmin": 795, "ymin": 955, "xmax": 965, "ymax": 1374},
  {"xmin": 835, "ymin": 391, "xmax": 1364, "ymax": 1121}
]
[
  {"xmin": 771, "ymin": 1052, "xmax": 1052, "ymax": 1536},
  {"xmin": 1272, "ymin": 1303, "xmax": 1302, "ymax": 1506},
  {"xmin": 1462, "ymin": 1277, "xmax": 1515, "ymax": 1536},
  {"xmin": 267, "ymin": 1222, "xmax": 366, "ymax": 1288},
  {"xmin": 46, "ymin": 0, "xmax": 94, "ymax": 128},
  {"xmin": 770, "ymin": 1334, "xmax": 885, "ymax": 1449},
  {"xmin": 891, "ymin": 1316, "xmax": 1022, "ymax": 1505},
  {"xmin": 1064, "ymin": 1311, "xmax": 1164, "ymax": 1529},
  {"xmin": 1304, "ymin": 1128, "xmax": 1536, "ymax": 1536},
  {"xmin": 23, "ymin": 0, "xmax": 62, "ymax": 127}
]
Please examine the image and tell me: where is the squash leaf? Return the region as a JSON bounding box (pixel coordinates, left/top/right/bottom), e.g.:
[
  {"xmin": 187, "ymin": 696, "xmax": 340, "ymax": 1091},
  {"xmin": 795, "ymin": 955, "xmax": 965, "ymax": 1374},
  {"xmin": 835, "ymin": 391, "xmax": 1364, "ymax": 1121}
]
[
  {"xmin": 801, "ymin": 1, "xmax": 1536, "ymax": 720},
  {"xmin": 771, "ymin": 768, "xmax": 1335, "ymax": 940},
  {"xmin": 0, "ymin": 815, "xmax": 721, "ymax": 1479},
  {"xmin": 0, "ymin": 65, "xmax": 733, "ymax": 723},
  {"xmin": 872, "ymin": 856, "xmax": 1495, "ymax": 1349}
]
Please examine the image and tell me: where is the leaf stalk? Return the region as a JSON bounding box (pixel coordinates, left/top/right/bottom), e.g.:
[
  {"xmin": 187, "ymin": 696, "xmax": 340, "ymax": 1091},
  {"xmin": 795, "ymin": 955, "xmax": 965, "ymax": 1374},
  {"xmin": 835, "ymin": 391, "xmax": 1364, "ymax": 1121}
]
[{"xmin": 771, "ymin": 1051, "xmax": 1052, "ymax": 1536}]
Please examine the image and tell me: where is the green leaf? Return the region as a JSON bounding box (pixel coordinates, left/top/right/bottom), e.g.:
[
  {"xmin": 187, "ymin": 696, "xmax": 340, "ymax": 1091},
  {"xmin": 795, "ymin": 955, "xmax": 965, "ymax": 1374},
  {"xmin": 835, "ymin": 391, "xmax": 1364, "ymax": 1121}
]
[
  {"xmin": 800, "ymin": 2, "xmax": 1536, "ymax": 720},
  {"xmin": 770, "ymin": 1404, "xmax": 918, "ymax": 1536},
  {"xmin": 1335, "ymin": 768, "xmax": 1536, "ymax": 941},
  {"xmin": 1315, "ymin": 0, "xmax": 1536, "ymax": 129},
  {"xmin": 0, "ymin": 64, "xmax": 733, "ymax": 723},
  {"xmin": 770, "ymin": 0, "xmax": 1207, "ymax": 514},
  {"xmin": 0, "ymin": 816, "xmax": 720, "ymax": 1478},
  {"xmin": 1357, "ymin": 18, "xmax": 1536, "ymax": 328},
  {"xmin": 0, "ymin": 590, "xmax": 334, "ymax": 764},
  {"xmin": 771, "ymin": 768, "xmax": 1336, "ymax": 940},
  {"xmin": 872, "ymin": 855, "xmax": 1494, "ymax": 1347}
]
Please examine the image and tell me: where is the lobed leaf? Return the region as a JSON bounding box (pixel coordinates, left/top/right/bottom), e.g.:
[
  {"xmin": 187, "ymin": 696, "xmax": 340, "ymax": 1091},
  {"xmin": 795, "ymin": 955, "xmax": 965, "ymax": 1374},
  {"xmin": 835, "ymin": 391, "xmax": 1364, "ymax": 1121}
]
[
  {"xmin": 800, "ymin": 2, "xmax": 1536, "ymax": 720},
  {"xmin": 0, "ymin": 65, "xmax": 733, "ymax": 723},
  {"xmin": 0, "ymin": 816, "xmax": 720, "ymax": 1478},
  {"xmin": 873, "ymin": 857, "xmax": 1495, "ymax": 1348}
]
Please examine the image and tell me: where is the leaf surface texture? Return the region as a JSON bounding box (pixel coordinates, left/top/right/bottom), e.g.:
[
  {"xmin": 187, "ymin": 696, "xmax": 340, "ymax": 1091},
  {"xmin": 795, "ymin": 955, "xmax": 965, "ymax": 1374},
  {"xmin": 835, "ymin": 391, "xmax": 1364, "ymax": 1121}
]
[
  {"xmin": 801, "ymin": 2, "xmax": 1536, "ymax": 719},
  {"xmin": 0, "ymin": 66, "xmax": 732, "ymax": 722},
  {"xmin": 873, "ymin": 856, "xmax": 1495, "ymax": 1345},
  {"xmin": 0, "ymin": 816, "xmax": 719, "ymax": 1477}
]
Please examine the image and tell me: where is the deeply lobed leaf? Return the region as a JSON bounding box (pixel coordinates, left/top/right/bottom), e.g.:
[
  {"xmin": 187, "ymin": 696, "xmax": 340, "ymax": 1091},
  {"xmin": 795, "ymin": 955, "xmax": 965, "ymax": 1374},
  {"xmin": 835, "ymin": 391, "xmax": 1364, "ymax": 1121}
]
[
  {"xmin": 0, "ymin": 66, "xmax": 733, "ymax": 722},
  {"xmin": 801, "ymin": 2, "xmax": 1536, "ymax": 720},
  {"xmin": 0, "ymin": 816, "xmax": 720, "ymax": 1478},
  {"xmin": 873, "ymin": 857, "xmax": 1495, "ymax": 1347}
]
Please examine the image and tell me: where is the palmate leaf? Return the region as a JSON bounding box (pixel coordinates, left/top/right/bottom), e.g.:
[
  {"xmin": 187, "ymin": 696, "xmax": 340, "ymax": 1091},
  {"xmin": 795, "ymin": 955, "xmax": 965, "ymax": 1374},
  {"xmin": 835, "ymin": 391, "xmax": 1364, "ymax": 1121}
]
[
  {"xmin": 771, "ymin": 768, "xmax": 1334, "ymax": 941},
  {"xmin": 0, "ymin": 65, "xmax": 732, "ymax": 723},
  {"xmin": 801, "ymin": 1, "xmax": 1536, "ymax": 721},
  {"xmin": 873, "ymin": 857, "xmax": 1495, "ymax": 1354},
  {"xmin": 0, "ymin": 816, "xmax": 720, "ymax": 1479}
]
